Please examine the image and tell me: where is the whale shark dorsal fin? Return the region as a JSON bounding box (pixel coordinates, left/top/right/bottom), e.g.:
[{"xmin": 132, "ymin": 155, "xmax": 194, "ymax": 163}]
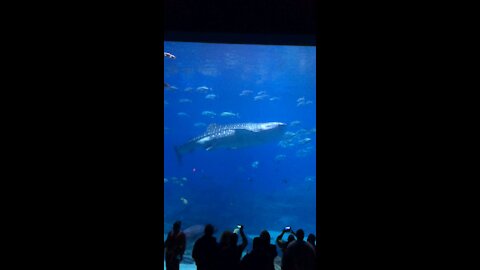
[{"xmin": 206, "ymin": 123, "xmax": 219, "ymax": 132}]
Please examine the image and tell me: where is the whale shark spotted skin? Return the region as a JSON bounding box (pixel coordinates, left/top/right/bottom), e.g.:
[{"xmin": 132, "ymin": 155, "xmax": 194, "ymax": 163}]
[{"xmin": 174, "ymin": 122, "xmax": 287, "ymax": 162}]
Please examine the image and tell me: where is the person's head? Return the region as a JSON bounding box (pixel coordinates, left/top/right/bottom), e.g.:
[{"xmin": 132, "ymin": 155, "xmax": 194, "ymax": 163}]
[
  {"xmin": 307, "ymin": 234, "xmax": 315, "ymax": 246},
  {"xmin": 220, "ymin": 231, "xmax": 233, "ymax": 247},
  {"xmin": 259, "ymin": 230, "xmax": 271, "ymax": 244},
  {"xmin": 296, "ymin": 229, "xmax": 304, "ymax": 241},
  {"xmin": 173, "ymin": 221, "xmax": 181, "ymax": 233},
  {"xmin": 287, "ymin": 234, "xmax": 296, "ymax": 243},
  {"xmin": 252, "ymin": 237, "xmax": 264, "ymax": 251},
  {"xmin": 204, "ymin": 224, "xmax": 214, "ymax": 236}
]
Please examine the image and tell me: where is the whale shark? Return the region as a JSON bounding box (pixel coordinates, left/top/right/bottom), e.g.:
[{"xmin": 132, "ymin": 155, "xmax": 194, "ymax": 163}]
[{"xmin": 174, "ymin": 122, "xmax": 287, "ymax": 162}]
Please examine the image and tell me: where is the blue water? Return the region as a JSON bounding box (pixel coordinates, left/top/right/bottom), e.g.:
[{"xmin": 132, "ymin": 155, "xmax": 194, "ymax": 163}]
[{"xmin": 164, "ymin": 41, "xmax": 316, "ymax": 238}]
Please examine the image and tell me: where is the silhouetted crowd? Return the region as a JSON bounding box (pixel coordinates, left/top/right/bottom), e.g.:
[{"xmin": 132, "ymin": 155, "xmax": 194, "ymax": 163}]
[{"xmin": 164, "ymin": 221, "xmax": 317, "ymax": 270}]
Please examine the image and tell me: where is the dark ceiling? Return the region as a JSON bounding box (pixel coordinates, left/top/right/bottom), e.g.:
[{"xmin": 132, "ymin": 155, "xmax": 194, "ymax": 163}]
[{"xmin": 164, "ymin": 0, "xmax": 316, "ymax": 36}]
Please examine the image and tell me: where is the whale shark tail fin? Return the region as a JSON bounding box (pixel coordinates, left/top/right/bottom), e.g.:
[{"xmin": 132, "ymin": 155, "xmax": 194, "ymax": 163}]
[
  {"xmin": 174, "ymin": 142, "xmax": 197, "ymax": 165},
  {"xmin": 174, "ymin": 145, "xmax": 182, "ymax": 165}
]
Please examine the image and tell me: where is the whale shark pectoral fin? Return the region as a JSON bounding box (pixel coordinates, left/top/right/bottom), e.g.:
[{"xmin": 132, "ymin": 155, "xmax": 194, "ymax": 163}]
[
  {"xmin": 234, "ymin": 129, "xmax": 257, "ymax": 135},
  {"xmin": 204, "ymin": 138, "xmax": 219, "ymax": 151}
]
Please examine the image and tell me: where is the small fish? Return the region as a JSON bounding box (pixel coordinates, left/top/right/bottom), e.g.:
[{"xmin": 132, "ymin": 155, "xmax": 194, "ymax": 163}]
[
  {"xmin": 196, "ymin": 86, "xmax": 211, "ymax": 92},
  {"xmin": 205, "ymin": 94, "xmax": 217, "ymax": 100},
  {"xmin": 290, "ymin": 121, "xmax": 301, "ymax": 127},
  {"xmin": 194, "ymin": 122, "xmax": 207, "ymax": 127},
  {"xmin": 274, "ymin": 154, "xmax": 287, "ymax": 161},
  {"xmin": 220, "ymin": 112, "xmax": 239, "ymax": 118},
  {"xmin": 296, "ymin": 129, "xmax": 309, "ymax": 135},
  {"xmin": 201, "ymin": 111, "xmax": 216, "ymax": 117},
  {"xmin": 310, "ymin": 128, "xmax": 316, "ymax": 133},
  {"xmin": 257, "ymin": 91, "xmax": 267, "ymax": 95},
  {"xmin": 278, "ymin": 140, "xmax": 295, "ymax": 148},
  {"xmin": 181, "ymin": 177, "xmax": 188, "ymax": 182},
  {"xmin": 177, "ymin": 112, "xmax": 190, "ymax": 117},
  {"xmin": 254, "ymin": 94, "xmax": 269, "ymax": 101},
  {"xmin": 164, "ymin": 52, "xmax": 176, "ymax": 59},
  {"xmin": 304, "ymin": 176, "xmax": 315, "ymax": 182},
  {"xmin": 164, "ymin": 84, "xmax": 177, "ymax": 91},
  {"xmin": 179, "ymin": 98, "xmax": 192, "ymax": 103},
  {"xmin": 297, "ymin": 98, "xmax": 312, "ymax": 107},
  {"xmin": 299, "ymin": 138, "xmax": 312, "ymax": 144},
  {"xmin": 164, "ymin": 100, "xmax": 169, "ymax": 105},
  {"xmin": 180, "ymin": 197, "xmax": 189, "ymax": 205},
  {"xmin": 269, "ymin": 97, "xmax": 280, "ymax": 101},
  {"xmin": 164, "ymin": 178, "xmax": 168, "ymax": 183},
  {"xmin": 184, "ymin": 87, "xmax": 193, "ymax": 92},
  {"xmin": 239, "ymin": 90, "xmax": 253, "ymax": 96},
  {"xmin": 251, "ymin": 161, "xmax": 260, "ymax": 168}
]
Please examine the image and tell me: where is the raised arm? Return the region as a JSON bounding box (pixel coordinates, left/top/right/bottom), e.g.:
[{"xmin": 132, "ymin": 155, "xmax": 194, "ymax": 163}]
[
  {"xmin": 276, "ymin": 230, "xmax": 286, "ymax": 247},
  {"xmin": 239, "ymin": 227, "xmax": 248, "ymax": 250}
]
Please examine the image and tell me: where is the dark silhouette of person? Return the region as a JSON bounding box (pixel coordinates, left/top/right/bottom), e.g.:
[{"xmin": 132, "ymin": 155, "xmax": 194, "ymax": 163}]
[
  {"xmin": 239, "ymin": 237, "xmax": 269, "ymax": 270},
  {"xmin": 276, "ymin": 227, "xmax": 297, "ymax": 256},
  {"xmin": 259, "ymin": 230, "xmax": 278, "ymax": 270},
  {"xmin": 216, "ymin": 231, "xmax": 235, "ymax": 270},
  {"xmin": 218, "ymin": 225, "xmax": 249, "ymax": 270},
  {"xmin": 192, "ymin": 224, "xmax": 219, "ymax": 270},
  {"xmin": 307, "ymin": 233, "xmax": 316, "ymax": 253},
  {"xmin": 282, "ymin": 229, "xmax": 316, "ymax": 270},
  {"xmin": 231, "ymin": 226, "xmax": 248, "ymax": 269},
  {"xmin": 164, "ymin": 221, "xmax": 186, "ymax": 270}
]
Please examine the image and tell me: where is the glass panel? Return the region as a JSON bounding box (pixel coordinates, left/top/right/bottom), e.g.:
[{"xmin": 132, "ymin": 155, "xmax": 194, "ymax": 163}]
[{"xmin": 164, "ymin": 41, "xmax": 316, "ymax": 269}]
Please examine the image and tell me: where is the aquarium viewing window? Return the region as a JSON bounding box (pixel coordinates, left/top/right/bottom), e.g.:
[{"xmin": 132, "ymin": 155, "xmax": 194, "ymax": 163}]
[{"xmin": 164, "ymin": 37, "xmax": 316, "ymax": 269}]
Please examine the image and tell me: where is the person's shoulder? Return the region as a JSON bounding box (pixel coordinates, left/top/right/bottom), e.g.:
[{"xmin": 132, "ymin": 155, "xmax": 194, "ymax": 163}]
[
  {"xmin": 286, "ymin": 240, "xmax": 296, "ymax": 248},
  {"xmin": 305, "ymin": 242, "xmax": 315, "ymax": 254}
]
